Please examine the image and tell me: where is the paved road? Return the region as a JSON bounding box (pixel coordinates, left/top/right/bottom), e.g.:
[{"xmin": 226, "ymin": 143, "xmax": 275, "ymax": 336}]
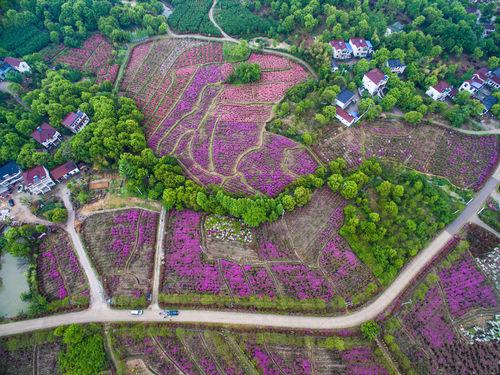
[
  {"xmin": 1, "ymin": 165, "xmax": 498, "ymax": 337},
  {"xmin": 58, "ymin": 187, "xmax": 106, "ymax": 307},
  {"xmin": 151, "ymin": 207, "xmax": 167, "ymax": 307}
]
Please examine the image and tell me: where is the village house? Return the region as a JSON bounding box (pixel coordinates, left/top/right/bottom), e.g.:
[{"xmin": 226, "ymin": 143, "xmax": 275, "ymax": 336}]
[
  {"xmin": 348, "ymin": 38, "xmax": 374, "ymax": 58},
  {"xmin": 459, "ymin": 72, "xmax": 486, "ymax": 95},
  {"xmin": 335, "ymin": 106, "xmax": 357, "ymax": 127},
  {"xmin": 0, "ymin": 161, "xmax": 22, "ymax": 196},
  {"xmin": 31, "ymin": 123, "xmax": 62, "ymax": 149},
  {"xmin": 61, "ymin": 110, "xmax": 90, "ymax": 134},
  {"xmin": 386, "ymin": 59, "xmax": 406, "ymax": 74},
  {"xmin": 362, "ymin": 68, "xmax": 388, "ymax": 96},
  {"xmin": 3, "ymin": 57, "xmax": 30, "ymax": 73},
  {"xmin": 482, "ymin": 23, "xmax": 495, "ymax": 38},
  {"xmin": 385, "ymin": 21, "xmax": 404, "ymax": 36},
  {"xmin": 481, "ymin": 95, "xmax": 498, "ymax": 115},
  {"xmin": 486, "ymin": 68, "xmax": 500, "ymax": 90},
  {"xmin": 50, "ymin": 161, "xmax": 80, "ymax": 183},
  {"xmin": 426, "ymin": 81, "xmax": 452, "ymax": 101},
  {"xmin": 0, "ymin": 61, "xmax": 12, "ymax": 80},
  {"xmin": 330, "ymin": 40, "xmax": 352, "ymax": 60},
  {"xmin": 22, "ymin": 166, "xmax": 55, "ymax": 195},
  {"xmin": 335, "ymin": 89, "xmax": 356, "ymax": 109}
]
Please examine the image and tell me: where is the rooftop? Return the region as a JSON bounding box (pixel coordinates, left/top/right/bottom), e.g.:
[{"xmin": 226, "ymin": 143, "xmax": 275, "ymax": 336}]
[
  {"xmin": 31, "ymin": 123, "xmax": 58, "ymax": 144},
  {"xmin": 365, "ymin": 68, "xmax": 386, "ymax": 85},
  {"xmin": 4, "ymin": 57, "xmax": 23, "ymax": 69},
  {"xmin": 330, "ymin": 40, "xmax": 347, "ymax": 50},
  {"xmin": 349, "ymin": 37, "xmax": 367, "ymax": 48},
  {"xmin": 22, "ymin": 166, "xmax": 48, "ymax": 185},
  {"xmin": 483, "ymin": 95, "xmax": 498, "ymax": 111},
  {"xmin": 336, "ymin": 88, "xmax": 355, "ymax": 104},
  {"xmin": 62, "ymin": 112, "xmax": 79, "ymax": 127},
  {"xmin": 50, "ymin": 161, "xmax": 78, "ymax": 180},
  {"xmin": 336, "ymin": 106, "xmax": 355, "ymax": 123},
  {"xmin": 0, "ymin": 161, "xmax": 20, "ymax": 179},
  {"xmin": 387, "ymin": 59, "xmax": 405, "ymax": 68},
  {"xmin": 433, "ymin": 81, "xmax": 451, "ymax": 93}
]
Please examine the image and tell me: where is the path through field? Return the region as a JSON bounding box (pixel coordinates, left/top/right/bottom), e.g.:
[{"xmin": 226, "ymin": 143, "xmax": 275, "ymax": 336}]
[{"xmin": 1, "ymin": 164, "xmax": 497, "ymax": 337}]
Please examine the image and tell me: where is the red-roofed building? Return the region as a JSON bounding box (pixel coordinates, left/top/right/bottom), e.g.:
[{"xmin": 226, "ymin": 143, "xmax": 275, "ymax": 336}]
[
  {"xmin": 459, "ymin": 69, "xmax": 488, "ymax": 95},
  {"xmin": 330, "ymin": 40, "xmax": 352, "ymax": 60},
  {"xmin": 22, "ymin": 166, "xmax": 55, "ymax": 195},
  {"xmin": 348, "ymin": 38, "xmax": 373, "ymax": 58},
  {"xmin": 362, "ymin": 68, "xmax": 388, "ymax": 95},
  {"xmin": 335, "ymin": 106, "xmax": 357, "ymax": 127},
  {"xmin": 426, "ymin": 81, "xmax": 452, "ymax": 101},
  {"xmin": 4, "ymin": 57, "xmax": 30, "ymax": 73},
  {"xmin": 50, "ymin": 161, "xmax": 80, "ymax": 183},
  {"xmin": 62, "ymin": 110, "xmax": 90, "ymax": 134},
  {"xmin": 31, "ymin": 123, "xmax": 62, "ymax": 149}
]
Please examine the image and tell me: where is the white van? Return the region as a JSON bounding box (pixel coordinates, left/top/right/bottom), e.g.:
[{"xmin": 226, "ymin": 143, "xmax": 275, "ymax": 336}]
[{"xmin": 130, "ymin": 310, "xmax": 143, "ymax": 316}]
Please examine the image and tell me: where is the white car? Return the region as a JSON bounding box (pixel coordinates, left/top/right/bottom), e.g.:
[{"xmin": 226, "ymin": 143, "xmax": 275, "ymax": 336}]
[{"xmin": 130, "ymin": 310, "xmax": 143, "ymax": 316}]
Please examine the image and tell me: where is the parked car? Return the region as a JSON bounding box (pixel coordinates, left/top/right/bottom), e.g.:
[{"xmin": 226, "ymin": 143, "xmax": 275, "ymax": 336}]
[
  {"xmin": 130, "ymin": 310, "xmax": 143, "ymax": 316},
  {"xmin": 8, "ymin": 199, "xmax": 15, "ymax": 207},
  {"xmin": 162, "ymin": 310, "xmax": 179, "ymax": 317}
]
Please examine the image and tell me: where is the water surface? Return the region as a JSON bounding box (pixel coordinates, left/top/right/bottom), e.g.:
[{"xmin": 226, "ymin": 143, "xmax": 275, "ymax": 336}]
[{"xmin": 0, "ymin": 252, "xmax": 30, "ymax": 317}]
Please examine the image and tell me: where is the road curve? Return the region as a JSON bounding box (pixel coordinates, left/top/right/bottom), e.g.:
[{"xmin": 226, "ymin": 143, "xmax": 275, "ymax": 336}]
[{"xmin": 1, "ymin": 165, "xmax": 498, "ymax": 337}]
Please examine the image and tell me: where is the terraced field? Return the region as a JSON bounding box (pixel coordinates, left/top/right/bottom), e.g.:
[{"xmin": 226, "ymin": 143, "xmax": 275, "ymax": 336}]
[{"xmin": 120, "ymin": 38, "xmax": 316, "ymax": 196}]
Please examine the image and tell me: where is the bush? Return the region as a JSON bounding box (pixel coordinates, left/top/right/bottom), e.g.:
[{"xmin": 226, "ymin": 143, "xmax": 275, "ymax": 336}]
[
  {"xmin": 223, "ymin": 41, "xmax": 251, "ymax": 62},
  {"xmin": 43, "ymin": 207, "xmax": 68, "ymax": 223},
  {"xmin": 227, "ymin": 62, "xmax": 261, "ymax": 84}
]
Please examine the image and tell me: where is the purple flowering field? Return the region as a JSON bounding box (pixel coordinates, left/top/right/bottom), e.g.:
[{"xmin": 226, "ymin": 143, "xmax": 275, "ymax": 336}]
[
  {"xmin": 37, "ymin": 227, "xmax": 89, "ymax": 302},
  {"xmin": 81, "ymin": 208, "xmax": 159, "ymax": 302},
  {"xmin": 394, "ymin": 235, "xmax": 500, "ymax": 374},
  {"xmin": 121, "ymin": 38, "xmax": 316, "ymax": 196},
  {"xmin": 160, "ymin": 188, "xmax": 377, "ymax": 311},
  {"xmin": 317, "ymin": 120, "xmax": 499, "ymax": 190}
]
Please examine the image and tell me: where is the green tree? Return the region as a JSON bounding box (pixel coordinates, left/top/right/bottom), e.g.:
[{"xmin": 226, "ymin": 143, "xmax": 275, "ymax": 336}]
[
  {"xmin": 403, "ymin": 111, "xmax": 423, "ymax": 125},
  {"xmin": 361, "ymin": 320, "xmax": 380, "ymax": 340},
  {"xmin": 228, "ymin": 62, "xmax": 261, "ymax": 84}
]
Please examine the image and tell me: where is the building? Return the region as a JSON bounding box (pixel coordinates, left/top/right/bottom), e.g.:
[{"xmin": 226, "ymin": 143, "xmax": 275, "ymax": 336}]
[
  {"xmin": 385, "ymin": 21, "xmax": 404, "ymax": 36},
  {"xmin": 335, "ymin": 89, "xmax": 356, "ymax": 109},
  {"xmin": 0, "ymin": 161, "xmax": 22, "ymax": 195},
  {"xmin": 481, "ymin": 95, "xmax": 498, "ymax": 115},
  {"xmin": 31, "ymin": 123, "xmax": 62, "ymax": 149},
  {"xmin": 4, "ymin": 57, "xmax": 30, "ymax": 73},
  {"xmin": 362, "ymin": 68, "xmax": 388, "ymax": 96},
  {"xmin": 426, "ymin": 81, "xmax": 452, "ymax": 101},
  {"xmin": 486, "ymin": 68, "xmax": 500, "ymax": 90},
  {"xmin": 330, "ymin": 40, "xmax": 352, "ymax": 60},
  {"xmin": 61, "ymin": 110, "xmax": 90, "ymax": 133},
  {"xmin": 459, "ymin": 73, "xmax": 485, "ymax": 95},
  {"xmin": 335, "ymin": 106, "xmax": 357, "ymax": 127},
  {"xmin": 0, "ymin": 61, "xmax": 12, "ymax": 80},
  {"xmin": 482, "ymin": 23, "xmax": 495, "ymax": 38},
  {"xmin": 386, "ymin": 59, "xmax": 406, "ymax": 74},
  {"xmin": 22, "ymin": 166, "xmax": 55, "ymax": 195},
  {"xmin": 50, "ymin": 161, "xmax": 80, "ymax": 183},
  {"xmin": 348, "ymin": 38, "xmax": 373, "ymax": 58}
]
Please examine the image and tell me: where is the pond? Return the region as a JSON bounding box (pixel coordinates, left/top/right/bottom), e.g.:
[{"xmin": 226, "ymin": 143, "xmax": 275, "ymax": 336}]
[{"xmin": 0, "ymin": 252, "xmax": 30, "ymax": 317}]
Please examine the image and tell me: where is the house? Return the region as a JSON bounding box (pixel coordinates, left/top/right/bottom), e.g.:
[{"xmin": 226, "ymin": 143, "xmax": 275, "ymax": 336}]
[
  {"xmin": 426, "ymin": 81, "xmax": 452, "ymax": 101},
  {"xmin": 4, "ymin": 57, "xmax": 30, "ymax": 73},
  {"xmin": 0, "ymin": 61, "xmax": 12, "ymax": 80},
  {"xmin": 385, "ymin": 21, "xmax": 404, "ymax": 36},
  {"xmin": 486, "ymin": 68, "xmax": 500, "ymax": 90},
  {"xmin": 335, "ymin": 89, "xmax": 356, "ymax": 109},
  {"xmin": 481, "ymin": 95, "xmax": 498, "ymax": 115},
  {"xmin": 331, "ymin": 59, "xmax": 339, "ymax": 72},
  {"xmin": 348, "ymin": 38, "xmax": 373, "ymax": 58},
  {"xmin": 31, "ymin": 123, "xmax": 62, "ymax": 149},
  {"xmin": 482, "ymin": 23, "xmax": 495, "ymax": 38},
  {"xmin": 22, "ymin": 166, "xmax": 55, "ymax": 195},
  {"xmin": 386, "ymin": 59, "xmax": 406, "ymax": 74},
  {"xmin": 330, "ymin": 40, "xmax": 352, "ymax": 60},
  {"xmin": 448, "ymin": 87, "xmax": 459, "ymax": 102},
  {"xmin": 362, "ymin": 68, "xmax": 388, "ymax": 96},
  {"xmin": 459, "ymin": 73, "xmax": 485, "ymax": 95},
  {"xmin": 61, "ymin": 110, "xmax": 90, "ymax": 134},
  {"xmin": 0, "ymin": 161, "xmax": 22, "ymax": 195},
  {"xmin": 50, "ymin": 161, "xmax": 80, "ymax": 183},
  {"xmin": 335, "ymin": 106, "xmax": 357, "ymax": 127}
]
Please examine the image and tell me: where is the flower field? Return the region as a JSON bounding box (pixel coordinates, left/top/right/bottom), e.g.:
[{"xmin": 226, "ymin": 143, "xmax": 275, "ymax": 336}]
[
  {"xmin": 315, "ymin": 120, "xmax": 499, "ymax": 189},
  {"xmin": 111, "ymin": 325, "xmax": 390, "ymax": 375},
  {"xmin": 37, "ymin": 228, "xmax": 89, "ymax": 301},
  {"xmin": 386, "ymin": 235, "xmax": 499, "ymax": 374},
  {"xmin": 160, "ymin": 188, "xmax": 378, "ymax": 311},
  {"xmin": 55, "ymin": 34, "xmax": 118, "ymax": 83},
  {"xmin": 0, "ymin": 341, "xmax": 61, "ymax": 375},
  {"xmin": 120, "ymin": 38, "xmax": 315, "ymax": 196},
  {"xmin": 81, "ymin": 208, "xmax": 159, "ymax": 305}
]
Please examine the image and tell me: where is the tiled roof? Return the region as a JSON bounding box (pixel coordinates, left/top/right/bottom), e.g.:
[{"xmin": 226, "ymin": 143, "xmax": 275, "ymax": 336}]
[
  {"xmin": 387, "ymin": 59, "xmax": 405, "ymax": 68},
  {"xmin": 336, "ymin": 89, "xmax": 355, "ymax": 104},
  {"xmin": 349, "ymin": 38, "xmax": 367, "ymax": 48},
  {"xmin": 50, "ymin": 161, "xmax": 78, "ymax": 180},
  {"xmin": 4, "ymin": 57, "xmax": 22, "ymax": 68},
  {"xmin": 0, "ymin": 161, "xmax": 20, "ymax": 180},
  {"xmin": 62, "ymin": 112, "xmax": 78, "ymax": 127},
  {"xmin": 336, "ymin": 106, "xmax": 355, "ymax": 123},
  {"xmin": 365, "ymin": 68, "xmax": 386, "ymax": 85},
  {"xmin": 330, "ymin": 40, "xmax": 347, "ymax": 50},
  {"xmin": 31, "ymin": 123, "xmax": 58, "ymax": 144},
  {"xmin": 433, "ymin": 81, "xmax": 451, "ymax": 93},
  {"xmin": 22, "ymin": 166, "xmax": 48, "ymax": 185}
]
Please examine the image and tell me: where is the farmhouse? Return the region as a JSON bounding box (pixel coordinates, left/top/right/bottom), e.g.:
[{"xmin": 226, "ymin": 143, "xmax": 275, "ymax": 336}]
[
  {"xmin": 62, "ymin": 110, "xmax": 90, "ymax": 133},
  {"xmin": 22, "ymin": 166, "xmax": 55, "ymax": 195},
  {"xmin": 482, "ymin": 23, "xmax": 495, "ymax": 38},
  {"xmin": 335, "ymin": 89, "xmax": 356, "ymax": 109},
  {"xmin": 0, "ymin": 61, "xmax": 12, "ymax": 80},
  {"xmin": 459, "ymin": 75, "xmax": 485, "ymax": 95},
  {"xmin": 330, "ymin": 40, "xmax": 352, "ymax": 60},
  {"xmin": 386, "ymin": 59, "xmax": 406, "ymax": 74},
  {"xmin": 0, "ymin": 161, "xmax": 22, "ymax": 195},
  {"xmin": 4, "ymin": 57, "xmax": 30, "ymax": 73},
  {"xmin": 31, "ymin": 123, "xmax": 62, "ymax": 149},
  {"xmin": 335, "ymin": 106, "xmax": 357, "ymax": 127},
  {"xmin": 481, "ymin": 95, "xmax": 498, "ymax": 115},
  {"xmin": 50, "ymin": 161, "xmax": 80, "ymax": 183},
  {"xmin": 363, "ymin": 68, "xmax": 388, "ymax": 96},
  {"xmin": 426, "ymin": 81, "xmax": 452, "ymax": 101},
  {"xmin": 348, "ymin": 38, "xmax": 374, "ymax": 58},
  {"xmin": 486, "ymin": 68, "xmax": 500, "ymax": 90}
]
